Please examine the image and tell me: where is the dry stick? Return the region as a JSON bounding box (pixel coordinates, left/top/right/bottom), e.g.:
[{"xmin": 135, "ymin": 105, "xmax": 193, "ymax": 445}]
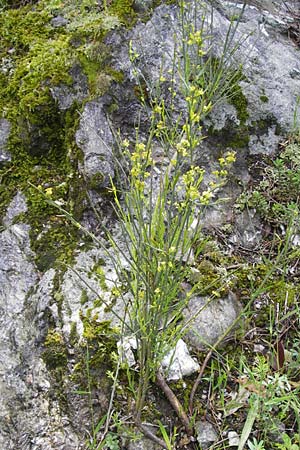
[
  {"xmin": 156, "ymin": 370, "xmax": 193, "ymax": 436},
  {"xmin": 136, "ymin": 421, "xmax": 168, "ymax": 449},
  {"xmin": 188, "ymin": 348, "xmax": 213, "ymax": 416}
]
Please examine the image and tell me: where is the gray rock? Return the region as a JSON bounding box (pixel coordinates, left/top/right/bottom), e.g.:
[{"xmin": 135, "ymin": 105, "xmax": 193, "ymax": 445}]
[
  {"xmin": 111, "ymin": 0, "xmax": 300, "ymax": 158},
  {"xmin": 230, "ymin": 210, "xmax": 264, "ymax": 249},
  {"xmin": 75, "ymin": 100, "xmax": 115, "ymax": 188},
  {"xmin": 50, "ymin": 64, "xmax": 89, "ymax": 110},
  {"xmin": 161, "ymin": 339, "xmax": 200, "ymax": 381},
  {"xmin": 2, "ymin": 191, "xmax": 27, "ymax": 227},
  {"xmin": 183, "ymin": 292, "xmax": 243, "ymax": 350},
  {"xmin": 0, "ymin": 118, "xmax": 11, "ymax": 164},
  {"xmin": 60, "ymin": 243, "xmax": 130, "ymax": 338},
  {"xmin": 127, "ymin": 435, "xmax": 162, "ymax": 450},
  {"xmin": 195, "ymin": 421, "xmax": 218, "ymax": 449},
  {"xmin": 51, "ymin": 15, "xmax": 69, "ymax": 28},
  {"xmin": 0, "ymin": 219, "xmax": 81, "ymax": 449}
]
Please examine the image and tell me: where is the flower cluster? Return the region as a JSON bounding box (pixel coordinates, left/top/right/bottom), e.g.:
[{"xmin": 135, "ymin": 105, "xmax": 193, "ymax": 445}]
[
  {"xmin": 182, "ymin": 165, "xmax": 205, "ymax": 201},
  {"xmin": 123, "ymin": 141, "xmax": 153, "ymax": 194},
  {"xmin": 187, "ymin": 30, "xmax": 203, "ymax": 47},
  {"xmin": 212, "ymin": 151, "xmax": 236, "ymax": 178},
  {"xmin": 176, "ymin": 138, "xmax": 190, "ymax": 157}
]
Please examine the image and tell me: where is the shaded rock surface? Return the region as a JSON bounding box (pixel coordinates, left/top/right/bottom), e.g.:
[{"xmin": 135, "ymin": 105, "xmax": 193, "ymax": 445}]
[
  {"xmin": 183, "ymin": 292, "xmax": 243, "ymax": 350},
  {"xmin": 0, "ymin": 200, "xmax": 81, "ymax": 448},
  {"xmin": 75, "ymin": 100, "xmax": 115, "ymax": 188},
  {"xmin": 0, "ymin": 118, "xmax": 11, "ymax": 165},
  {"xmin": 195, "ymin": 421, "xmax": 218, "ymax": 449},
  {"xmin": 50, "ymin": 64, "xmax": 89, "ymax": 111},
  {"xmin": 127, "ymin": 436, "xmax": 162, "ymax": 450}
]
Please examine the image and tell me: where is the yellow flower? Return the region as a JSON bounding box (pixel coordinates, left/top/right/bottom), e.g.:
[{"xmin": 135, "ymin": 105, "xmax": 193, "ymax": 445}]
[
  {"xmin": 45, "ymin": 187, "xmax": 53, "ymax": 197},
  {"xmin": 136, "ymin": 142, "xmax": 146, "ymax": 152},
  {"xmin": 187, "ymin": 30, "xmax": 203, "ymax": 46},
  {"xmin": 122, "ymin": 139, "xmax": 130, "ymax": 148},
  {"xmin": 190, "ymin": 111, "xmax": 200, "ymax": 123},
  {"xmin": 209, "ymin": 181, "xmax": 218, "ymax": 189},
  {"xmin": 153, "ymin": 104, "xmax": 162, "ymax": 114},
  {"xmin": 218, "ymin": 157, "xmax": 226, "ymax": 167},
  {"xmin": 219, "ymin": 169, "xmax": 228, "ymax": 177},
  {"xmin": 131, "ymin": 165, "xmax": 141, "ymax": 177},
  {"xmin": 200, "ymin": 190, "xmax": 213, "ymax": 205},
  {"xmin": 203, "ymin": 102, "xmax": 212, "ymax": 113},
  {"xmin": 135, "ymin": 180, "xmax": 145, "ymax": 191},
  {"xmin": 187, "ymin": 185, "xmax": 200, "ymax": 200},
  {"xmin": 157, "ymin": 121, "xmax": 165, "ymax": 129},
  {"xmin": 225, "ymin": 151, "xmax": 236, "ymax": 164},
  {"xmin": 158, "ymin": 262, "xmax": 166, "ymax": 272}
]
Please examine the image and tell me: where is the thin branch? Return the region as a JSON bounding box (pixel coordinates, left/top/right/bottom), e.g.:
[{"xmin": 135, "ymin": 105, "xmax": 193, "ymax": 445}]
[
  {"xmin": 156, "ymin": 370, "xmax": 193, "ymax": 436},
  {"xmin": 136, "ymin": 420, "xmax": 168, "ymax": 449}
]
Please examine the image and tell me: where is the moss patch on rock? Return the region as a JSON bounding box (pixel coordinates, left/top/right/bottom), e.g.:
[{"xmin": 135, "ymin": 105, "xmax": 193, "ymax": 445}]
[{"xmin": 0, "ymin": 0, "xmax": 138, "ymax": 270}]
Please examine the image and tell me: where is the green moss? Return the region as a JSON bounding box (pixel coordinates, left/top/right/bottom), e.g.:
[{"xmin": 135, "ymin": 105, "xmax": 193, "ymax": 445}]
[
  {"xmin": 229, "ymin": 85, "xmax": 249, "ymax": 126},
  {"xmin": 80, "ymin": 315, "xmax": 118, "ymax": 368},
  {"xmin": 0, "ymin": 0, "xmax": 144, "ymax": 271},
  {"xmin": 0, "ymin": 7, "xmax": 52, "ymax": 53},
  {"xmin": 260, "ymin": 95, "xmax": 269, "ymax": 103},
  {"xmin": 109, "ymin": 0, "xmax": 137, "ymax": 26},
  {"xmin": 80, "ymin": 289, "xmax": 89, "ymax": 305},
  {"xmin": 43, "ymin": 329, "xmax": 68, "ymax": 370},
  {"xmin": 208, "ymin": 124, "xmax": 250, "ymax": 150},
  {"xmin": 90, "ymin": 263, "xmax": 108, "ymax": 291},
  {"xmin": 69, "ymin": 321, "xmax": 79, "ymax": 346},
  {"xmin": 208, "ymin": 79, "xmax": 250, "ymax": 149},
  {"xmin": 104, "ymin": 66, "xmax": 125, "ymax": 83}
]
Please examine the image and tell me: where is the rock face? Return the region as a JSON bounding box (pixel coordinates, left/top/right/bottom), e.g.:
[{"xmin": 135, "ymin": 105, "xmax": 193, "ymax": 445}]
[
  {"xmin": 195, "ymin": 421, "xmax": 218, "ymax": 450},
  {"xmin": 183, "ymin": 292, "xmax": 243, "ymax": 350},
  {"xmin": 50, "ymin": 64, "xmax": 89, "ymax": 111},
  {"xmin": 111, "ymin": 0, "xmax": 300, "ymax": 158},
  {"xmin": 75, "ymin": 100, "xmax": 115, "ymax": 189},
  {"xmin": 0, "ymin": 195, "xmax": 81, "ymax": 449},
  {"xmin": 0, "ymin": 0, "xmax": 300, "ymax": 447},
  {"xmin": 0, "ymin": 118, "xmax": 11, "ymax": 165}
]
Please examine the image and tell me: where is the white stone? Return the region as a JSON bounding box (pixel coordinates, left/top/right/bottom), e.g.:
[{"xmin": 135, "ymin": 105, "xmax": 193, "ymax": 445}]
[
  {"xmin": 160, "ymin": 339, "xmax": 200, "ymax": 381},
  {"xmin": 228, "ymin": 431, "xmax": 240, "ymax": 446}
]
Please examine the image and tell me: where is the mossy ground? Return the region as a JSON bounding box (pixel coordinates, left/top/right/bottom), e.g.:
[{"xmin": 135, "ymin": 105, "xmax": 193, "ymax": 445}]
[{"xmin": 0, "ymin": 0, "xmax": 139, "ymax": 270}]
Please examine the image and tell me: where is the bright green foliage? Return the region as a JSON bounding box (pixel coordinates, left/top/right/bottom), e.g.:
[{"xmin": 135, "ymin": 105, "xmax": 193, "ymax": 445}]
[
  {"xmin": 0, "ymin": 0, "xmax": 135, "ymax": 270},
  {"xmin": 237, "ymin": 140, "xmax": 300, "ymax": 227},
  {"xmin": 276, "ymin": 434, "xmax": 300, "ymax": 450}
]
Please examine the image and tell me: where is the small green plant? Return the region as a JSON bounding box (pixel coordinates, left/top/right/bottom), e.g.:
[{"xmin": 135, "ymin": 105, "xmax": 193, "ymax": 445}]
[
  {"xmin": 276, "ymin": 433, "xmax": 300, "ymax": 450},
  {"xmin": 237, "ymin": 139, "xmax": 300, "ymax": 228},
  {"xmin": 248, "ymin": 438, "xmax": 266, "ymax": 450},
  {"xmin": 236, "ymin": 349, "xmax": 300, "ymax": 449}
]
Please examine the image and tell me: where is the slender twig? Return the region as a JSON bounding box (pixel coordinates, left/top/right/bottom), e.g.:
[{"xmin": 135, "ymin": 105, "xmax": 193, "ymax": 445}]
[
  {"xmin": 189, "ymin": 348, "xmax": 213, "ymax": 415},
  {"xmin": 156, "ymin": 370, "xmax": 193, "ymax": 436},
  {"xmin": 136, "ymin": 420, "xmax": 168, "ymax": 449}
]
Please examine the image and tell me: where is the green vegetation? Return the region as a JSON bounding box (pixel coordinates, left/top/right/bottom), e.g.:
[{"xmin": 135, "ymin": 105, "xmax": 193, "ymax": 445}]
[
  {"xmin": 1, "ymin": 0, "xmax": 300, "ymax": 449},
  {"xmin": 237, "ymin": 139, "xmax": 300, "ymax": 228},
  {"xmin": 0, "ymin": 0, "xmax": 138, "ymax": 269}
]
